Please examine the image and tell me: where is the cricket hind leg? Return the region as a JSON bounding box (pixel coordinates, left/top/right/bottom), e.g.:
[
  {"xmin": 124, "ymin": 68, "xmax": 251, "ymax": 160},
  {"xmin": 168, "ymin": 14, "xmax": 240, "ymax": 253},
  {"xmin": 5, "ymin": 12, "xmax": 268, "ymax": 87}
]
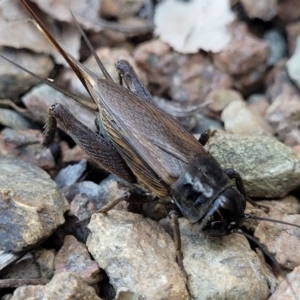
[{"xmin": 43, "ymin": 103, "xmax": 136, "ymax": 183}]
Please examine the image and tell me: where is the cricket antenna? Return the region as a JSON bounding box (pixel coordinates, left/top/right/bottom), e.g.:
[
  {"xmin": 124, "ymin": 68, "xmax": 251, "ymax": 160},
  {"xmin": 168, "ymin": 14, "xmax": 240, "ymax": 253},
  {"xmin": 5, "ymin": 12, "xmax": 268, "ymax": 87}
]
[
  {"xmin": 236, "ymin": 230, "xmax": 299, "ymax": 300},
  {"xmin": 245, "ymin": 214, "xmax": 300, "ymax": 229}
]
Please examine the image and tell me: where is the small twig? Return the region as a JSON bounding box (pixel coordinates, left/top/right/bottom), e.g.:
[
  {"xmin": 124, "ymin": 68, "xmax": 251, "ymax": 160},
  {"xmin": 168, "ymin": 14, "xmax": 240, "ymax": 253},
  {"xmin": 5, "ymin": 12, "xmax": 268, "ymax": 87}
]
[{"xmin": 0, "ymin": 278, "xmax": 50, "ymax": 289}]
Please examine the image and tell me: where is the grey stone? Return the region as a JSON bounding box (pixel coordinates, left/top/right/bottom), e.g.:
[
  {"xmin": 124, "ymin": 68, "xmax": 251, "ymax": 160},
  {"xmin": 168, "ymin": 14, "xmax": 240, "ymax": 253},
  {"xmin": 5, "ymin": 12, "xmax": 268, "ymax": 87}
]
[
  {"xmin": 55, "ymin": 159, "xmax": 87, "ymax": 189},
  {"xmin": 0, "ymin": 48, "xmax": 54, "ymax": 99},
  {"xmin": 264, "ymin": 29, "xmax": 287, "ymax": 66},
  {"xmin": 205, "ymin": 132, "xmax": 300, "ymax": 197},
  {"xmin": 0, "ymin": 156, "xmax": 69, "ymax": 253},
  {"xmin": 10, "ymin": 272, "xmax": 102, "ymax": 300},
  {"xmin": 86, "ymin": 210, "xmax": 188, "ymax": 300},
  {"xmin": 21, "ymin": 84, "xmax": 96, "ymax": 130},
  {"xmin": 0, "ymin": 109, "xmax": 31, "ymax": 130},
  {"xmin": 0, "ymin": 129, "xmax": 55, "ymax": 170}
]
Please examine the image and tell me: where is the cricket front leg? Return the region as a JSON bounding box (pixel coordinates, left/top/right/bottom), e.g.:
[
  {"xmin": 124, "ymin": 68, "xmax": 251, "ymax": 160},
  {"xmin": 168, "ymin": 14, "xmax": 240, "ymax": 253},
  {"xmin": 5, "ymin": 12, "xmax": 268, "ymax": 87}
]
[
  {"xmin": 116, "ymin": 59, "xmax": 154, "ymax": 104},
  {"xmin": 167, "ymin": 204, "xmax": 188, "ymax": 278},
  {"xmin": 43, "ymin": 103, "xmax": 136, "ymax": 183}
]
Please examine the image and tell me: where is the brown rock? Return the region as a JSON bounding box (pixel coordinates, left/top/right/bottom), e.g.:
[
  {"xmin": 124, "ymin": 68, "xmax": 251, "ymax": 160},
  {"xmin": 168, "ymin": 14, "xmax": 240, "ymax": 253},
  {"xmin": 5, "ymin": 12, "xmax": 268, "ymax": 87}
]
[
  {"xmin": 266, "ymin": 94, "xmax": 300, "ymax": 146},
  {"xmin": 240, "ymin": 0, "xmax": 277, "ymax": 21},
  {"xmin": 213, "ymin": 23, "xmax": 269, "ymax": 76},
  {"xmin": 0, "ymin": 129, "xmax": 55, "ymax": 170},
  {"xmin": 136, "ymin": 41, "xmax": 232, "ymax": 104},
  {"xmin": 22, "ymin": 84, "xmax": 96, "ymax": 131},
  {"xmin": 100, "ymin": 0, "xmax": 143, "ymax": 19},
  {"xmin": 277, "ymin": 0, "xmax": 300, "ymax": 22},
  {"xmin": 254, "ymin": 213, "xmax": 300, "ymax": 270},
  {"xmin": 0, "ymin": 156, "xmax": 69, "ymax": 253},
  {"xmin": 286, "ymin": 21, "xmax": 300, "ymax": 55},
  {"xmin": 10, "ymin": 272, "xmax": 102, "ymax": 300},
  {"xmin": 265, "ymin": 60, "xmax": 298, "ymax": 103},
  {"xmin": 268, "ymin": 266, "xmax": 300, "ymax": 300},
  {"xmin": 60, "ymin": 141, "xmax": 90, "ymax": 163},
  {"xmin": 54, "ymin": 235, "xmax": 101, "ymax": 285}
]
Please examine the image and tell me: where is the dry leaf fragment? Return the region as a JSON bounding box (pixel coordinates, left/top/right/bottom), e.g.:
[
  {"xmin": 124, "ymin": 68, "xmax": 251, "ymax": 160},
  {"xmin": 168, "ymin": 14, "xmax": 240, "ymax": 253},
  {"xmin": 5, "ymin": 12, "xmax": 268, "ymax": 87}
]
[{"xmin": 154, "ymin": 0, "xmax": 235, "ymax": 53}]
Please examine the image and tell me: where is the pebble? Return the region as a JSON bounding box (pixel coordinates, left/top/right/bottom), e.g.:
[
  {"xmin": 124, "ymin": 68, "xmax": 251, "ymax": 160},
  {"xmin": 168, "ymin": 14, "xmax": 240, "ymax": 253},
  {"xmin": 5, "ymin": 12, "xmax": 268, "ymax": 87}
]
[
  {"xmin": 265, "ymin": 59, "xmax": 298, "ymax": 103},
  {"xmin": 134, "ymin": 40, "xmax": 232, "ymax": 104},
  {"xmin": 213, "ymin": 23, "xmax": 269, "ymax": 76},
  {"xmin": 277, "ymin": 0, "xmax": 300, "ymax": 22},
  {"xmin": 221, "ymin": 100, "xmax": 273, "ymax": 136},
  {"xmin": 205, "ymin": 88, "xmax": 243, "ymax": 118},
  {"xmin": 0, "ymin": 129, "xmax": 55, "ymax": 170}
]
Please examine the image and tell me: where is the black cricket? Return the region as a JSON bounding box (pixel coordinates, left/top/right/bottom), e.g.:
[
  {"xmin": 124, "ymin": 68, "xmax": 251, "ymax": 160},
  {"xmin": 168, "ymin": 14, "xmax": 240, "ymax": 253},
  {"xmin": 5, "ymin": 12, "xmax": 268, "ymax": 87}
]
[{"xmin": 3, "ymin": 0, "xmax": 300, "ymax": 280}]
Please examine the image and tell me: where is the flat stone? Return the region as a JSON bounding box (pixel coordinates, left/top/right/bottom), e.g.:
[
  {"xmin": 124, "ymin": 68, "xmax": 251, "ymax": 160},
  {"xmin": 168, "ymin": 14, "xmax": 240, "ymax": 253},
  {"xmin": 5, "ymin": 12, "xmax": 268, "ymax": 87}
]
[
  {"xmin": 0, "ymin": 156, "xmax": 69, "ymax": 253},
  {"xmin": 86, "ymin": 210, "xmax": 188, "ymax": 300}
]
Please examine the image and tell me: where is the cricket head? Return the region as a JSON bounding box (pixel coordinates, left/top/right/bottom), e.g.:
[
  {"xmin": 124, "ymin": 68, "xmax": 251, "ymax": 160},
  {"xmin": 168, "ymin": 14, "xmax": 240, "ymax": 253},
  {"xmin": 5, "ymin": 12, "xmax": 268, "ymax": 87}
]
[{"xmin": 169, "ymin": 156, "xmax": 246, "ymax": 236}]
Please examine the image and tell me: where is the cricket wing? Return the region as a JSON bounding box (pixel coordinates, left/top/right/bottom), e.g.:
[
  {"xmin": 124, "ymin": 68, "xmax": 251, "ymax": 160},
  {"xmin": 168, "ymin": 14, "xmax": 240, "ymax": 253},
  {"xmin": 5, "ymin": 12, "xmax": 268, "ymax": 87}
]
[{"xmin": 93, "ymin": 80, "xmax": 207, "ymax": 196}]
